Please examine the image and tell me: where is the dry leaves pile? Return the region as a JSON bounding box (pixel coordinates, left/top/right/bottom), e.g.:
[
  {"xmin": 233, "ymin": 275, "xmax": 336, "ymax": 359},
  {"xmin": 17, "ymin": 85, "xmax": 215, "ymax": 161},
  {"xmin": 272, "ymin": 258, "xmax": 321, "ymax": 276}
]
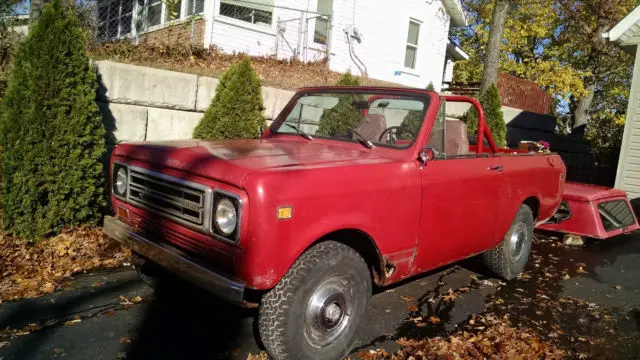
[
  {"xmin": 247, "ymin": 316, "xmax": 565, "ymax": 360},
  {"xmin": 88, "ymin": 42, "xmax": 401, "ymax": 91},
  {"xmin": 356, "ymin": 315, "xmax": 565, "ymax": 360},
  {"xmin": 0, "ymin": 227, "xmax": 131, "ymax": 302}
]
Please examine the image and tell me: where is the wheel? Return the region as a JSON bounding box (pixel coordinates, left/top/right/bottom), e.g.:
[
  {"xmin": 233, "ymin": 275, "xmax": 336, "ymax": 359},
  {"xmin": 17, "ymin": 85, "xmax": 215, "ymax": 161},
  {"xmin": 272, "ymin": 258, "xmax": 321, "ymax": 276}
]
[
  {"xmin": 258, "ymin": 241, "xmax": 372, "ymax": 360},
  {"xmin": 482, "ymin": 204, "xmax": 534, "ymax": 280}
]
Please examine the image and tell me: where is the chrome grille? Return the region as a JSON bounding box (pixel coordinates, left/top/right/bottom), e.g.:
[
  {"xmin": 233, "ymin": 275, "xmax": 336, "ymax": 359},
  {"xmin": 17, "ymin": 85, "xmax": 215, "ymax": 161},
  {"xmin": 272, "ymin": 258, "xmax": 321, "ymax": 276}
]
[{"xmin": 127, "ymin": 167, "xmax": 210, "ymax": 227}]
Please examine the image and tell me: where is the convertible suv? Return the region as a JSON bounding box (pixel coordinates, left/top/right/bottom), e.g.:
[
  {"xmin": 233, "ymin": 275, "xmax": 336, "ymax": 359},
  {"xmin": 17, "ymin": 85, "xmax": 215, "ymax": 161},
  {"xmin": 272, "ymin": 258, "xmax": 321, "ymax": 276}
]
[{"xmin": 104, "ymin": 87, "xmax": 566, "ymax": 360}]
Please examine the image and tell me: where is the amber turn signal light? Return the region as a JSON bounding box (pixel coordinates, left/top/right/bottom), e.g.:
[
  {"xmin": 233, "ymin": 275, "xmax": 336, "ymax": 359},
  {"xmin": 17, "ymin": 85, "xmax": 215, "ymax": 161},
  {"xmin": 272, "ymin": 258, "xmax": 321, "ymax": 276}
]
[{"xmin": 277, "ymin": 206, "xmax": 292, "ymax": 220}]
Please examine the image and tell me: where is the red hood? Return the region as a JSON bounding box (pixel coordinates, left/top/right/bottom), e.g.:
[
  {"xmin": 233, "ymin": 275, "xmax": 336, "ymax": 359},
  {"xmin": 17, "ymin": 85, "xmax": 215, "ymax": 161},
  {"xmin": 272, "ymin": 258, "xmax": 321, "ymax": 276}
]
[{"xmin": 112, "ymin": 138, "xmax": 392, "ymax": 187}]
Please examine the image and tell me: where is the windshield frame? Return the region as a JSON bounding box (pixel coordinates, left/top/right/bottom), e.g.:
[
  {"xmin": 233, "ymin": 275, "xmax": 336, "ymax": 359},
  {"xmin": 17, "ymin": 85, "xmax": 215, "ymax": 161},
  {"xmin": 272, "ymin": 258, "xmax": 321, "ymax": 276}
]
[{"xmin": 268, "ymin": 88, "xmax": 433, "ymax": 151}]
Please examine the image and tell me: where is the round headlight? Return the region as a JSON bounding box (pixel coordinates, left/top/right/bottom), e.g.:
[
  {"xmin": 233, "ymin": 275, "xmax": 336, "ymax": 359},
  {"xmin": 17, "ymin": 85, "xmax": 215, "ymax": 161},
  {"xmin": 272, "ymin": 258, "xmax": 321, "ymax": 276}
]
[
  {"xmin": 115, "ymin": 167, "xmax": 127, "ymax": 196},
  {"xmin": 215, "ymin": 198, "xmax": 237, "ymax": 236}
]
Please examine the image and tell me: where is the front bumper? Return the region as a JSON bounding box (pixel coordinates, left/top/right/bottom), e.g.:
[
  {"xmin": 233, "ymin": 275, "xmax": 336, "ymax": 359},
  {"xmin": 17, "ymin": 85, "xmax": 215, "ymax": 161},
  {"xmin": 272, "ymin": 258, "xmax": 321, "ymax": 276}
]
[{"xmin": 104, "ymin": 216, "xmax": 247, "ymax": 305}]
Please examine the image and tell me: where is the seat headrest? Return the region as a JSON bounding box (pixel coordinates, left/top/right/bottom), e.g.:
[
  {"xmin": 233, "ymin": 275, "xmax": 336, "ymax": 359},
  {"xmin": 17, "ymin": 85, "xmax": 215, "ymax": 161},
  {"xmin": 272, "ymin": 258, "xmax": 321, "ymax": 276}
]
[
  {"xmin": 445, "ymin": 119, "xmax": 469, "ymax": 156},
  {"xmin": 355, "ymin": 113, "xmax": 387, "ymax": 142}
]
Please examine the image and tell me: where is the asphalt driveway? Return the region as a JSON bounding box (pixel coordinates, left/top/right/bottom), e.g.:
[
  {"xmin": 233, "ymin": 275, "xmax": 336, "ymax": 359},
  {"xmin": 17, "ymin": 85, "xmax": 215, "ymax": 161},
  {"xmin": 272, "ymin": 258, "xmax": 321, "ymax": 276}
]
[{"xmin": 2, "ymin": 231, "xmax": 640, "ymax": 359}]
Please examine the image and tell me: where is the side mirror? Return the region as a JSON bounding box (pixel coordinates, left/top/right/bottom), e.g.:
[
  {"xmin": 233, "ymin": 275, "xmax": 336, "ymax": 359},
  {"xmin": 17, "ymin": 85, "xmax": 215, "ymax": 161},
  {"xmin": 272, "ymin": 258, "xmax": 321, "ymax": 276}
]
[{"xmin": 418, "ymin": 147, "xmax": 436, "ymax": 168}]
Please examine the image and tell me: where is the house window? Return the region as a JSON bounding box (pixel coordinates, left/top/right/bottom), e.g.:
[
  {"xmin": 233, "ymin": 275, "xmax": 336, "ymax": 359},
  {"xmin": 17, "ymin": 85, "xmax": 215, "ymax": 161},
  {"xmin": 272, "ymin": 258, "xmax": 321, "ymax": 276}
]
[
  {"xmin": 186, "ymin": 0, "xmax": 205, "ymax": 15},
  {"xmin": 314, "ymin": 0, "xmax": 333, "ymax": 45},
  {"xmin": 164, "ymin": 0, "xmax": 182, "ymax": 22},
  {"xmin": 147, "ymin": 0, "xmax": 162, "ymax": 27},
  {"xmin": 219, "ymin": 0, "xmax": 274, "ymax": 26},
  {"xmin": 98, "ymin": 0, "xmax": 134, "ymax": 40},
  {"xmin": 404, "ymin": 19, "xmax": 420, "ymax": 69}
]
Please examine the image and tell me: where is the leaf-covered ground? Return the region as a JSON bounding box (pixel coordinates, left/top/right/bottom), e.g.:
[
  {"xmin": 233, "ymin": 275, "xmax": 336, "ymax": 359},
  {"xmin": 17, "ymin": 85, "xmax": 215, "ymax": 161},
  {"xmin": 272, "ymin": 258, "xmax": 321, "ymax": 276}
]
[
  {"xmin": 0, "ymin": 227, "xmax": 131, "ymax": 302},
  {"xmin": 246, "ymin": 233, "xmax": 640, "ymax": 360}
]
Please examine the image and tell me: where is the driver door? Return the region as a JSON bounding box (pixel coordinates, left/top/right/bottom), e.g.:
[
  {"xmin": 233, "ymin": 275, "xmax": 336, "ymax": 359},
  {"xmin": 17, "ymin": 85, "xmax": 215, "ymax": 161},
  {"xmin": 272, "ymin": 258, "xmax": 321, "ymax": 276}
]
[{"xmin": 413, "ymin": 99, "xmax": 507, "ymax": 270}]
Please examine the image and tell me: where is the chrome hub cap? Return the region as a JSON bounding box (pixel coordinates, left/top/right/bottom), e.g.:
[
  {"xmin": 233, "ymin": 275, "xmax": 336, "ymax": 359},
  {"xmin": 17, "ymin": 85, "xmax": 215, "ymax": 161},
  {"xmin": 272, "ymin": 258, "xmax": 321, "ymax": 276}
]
[
  {"xmin": 509, "ymin": 222, "xmax": 527, "ymax": 263},
  {"xmin": 304, "ymin": 277, "xmax": 352, "ymax": 348}
]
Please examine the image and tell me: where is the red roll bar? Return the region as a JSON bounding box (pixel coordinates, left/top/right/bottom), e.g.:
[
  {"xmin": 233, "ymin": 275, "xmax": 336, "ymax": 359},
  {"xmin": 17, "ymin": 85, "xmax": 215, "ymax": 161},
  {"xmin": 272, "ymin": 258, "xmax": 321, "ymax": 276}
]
[{"xmin": 443, "ymin": 95, "xmax": 497, "ymax": 154}]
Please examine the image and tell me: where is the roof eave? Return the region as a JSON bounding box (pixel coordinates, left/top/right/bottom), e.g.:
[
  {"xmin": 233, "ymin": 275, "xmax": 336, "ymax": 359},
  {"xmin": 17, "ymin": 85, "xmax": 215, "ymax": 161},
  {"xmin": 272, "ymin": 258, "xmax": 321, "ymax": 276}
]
[
  {"xmin": 606, "ymin": 5, "xmax": 640, "ymax": 48},
  {"xmin": 441, "ymin": 0, "xmax": 467, "ymax": 27},
  {"xmin": 447, "ymin": 40, "xmax": 469, "ymax": 61}
]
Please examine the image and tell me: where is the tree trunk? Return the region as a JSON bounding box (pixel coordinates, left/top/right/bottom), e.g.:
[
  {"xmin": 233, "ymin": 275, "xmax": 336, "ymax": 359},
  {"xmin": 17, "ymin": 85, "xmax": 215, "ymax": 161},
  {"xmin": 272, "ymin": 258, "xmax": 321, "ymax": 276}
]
[
  {"xmin": 480, "ymin": 0, "xmax": 510, "ymax": 94},
  {"xmin": 573, "ymin": 84, "xmax": 595, "ymax": 129}
]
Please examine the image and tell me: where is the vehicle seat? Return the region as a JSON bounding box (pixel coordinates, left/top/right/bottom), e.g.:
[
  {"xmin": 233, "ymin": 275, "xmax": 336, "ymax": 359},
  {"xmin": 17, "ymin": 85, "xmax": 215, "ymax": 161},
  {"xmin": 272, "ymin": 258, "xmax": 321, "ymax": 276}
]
[
  {"xmin": 445, "ymin": 119, "xmax": 469, "ymax": 156},
  {"xmin": 354, "ymin": 113, "xmax": 387, "ymax": 142}
]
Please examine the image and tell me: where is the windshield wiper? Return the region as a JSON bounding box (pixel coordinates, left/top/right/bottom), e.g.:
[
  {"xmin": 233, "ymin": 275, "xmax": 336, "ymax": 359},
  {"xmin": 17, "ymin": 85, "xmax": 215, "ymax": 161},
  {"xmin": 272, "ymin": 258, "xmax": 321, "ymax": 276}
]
[
  {"xmin": 349, "ymin": 128, "xmax": 375, "ymax": 149},
  {"xmin": 283, "ymin": 123, "xmax": 313, "ymax": 141}
]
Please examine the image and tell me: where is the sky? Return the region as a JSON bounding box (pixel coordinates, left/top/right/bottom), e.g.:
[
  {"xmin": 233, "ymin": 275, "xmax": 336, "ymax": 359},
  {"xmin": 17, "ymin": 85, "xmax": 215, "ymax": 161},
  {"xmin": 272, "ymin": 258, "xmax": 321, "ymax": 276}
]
[{"xmin": 15, "ymin": 0, "xmax": 29, "ymax": 15}]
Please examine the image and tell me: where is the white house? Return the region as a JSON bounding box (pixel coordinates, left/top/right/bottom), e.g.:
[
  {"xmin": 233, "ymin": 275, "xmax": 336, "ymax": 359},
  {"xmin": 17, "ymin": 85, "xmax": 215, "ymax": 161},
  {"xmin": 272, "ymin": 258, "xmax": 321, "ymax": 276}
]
[
  {"xmin": 97, "ymin": 0, "xmax": 468, "ymax": 90},
  {"xmin": 605, "ymin": 6, "xmax": 640, "ymax": 200}
]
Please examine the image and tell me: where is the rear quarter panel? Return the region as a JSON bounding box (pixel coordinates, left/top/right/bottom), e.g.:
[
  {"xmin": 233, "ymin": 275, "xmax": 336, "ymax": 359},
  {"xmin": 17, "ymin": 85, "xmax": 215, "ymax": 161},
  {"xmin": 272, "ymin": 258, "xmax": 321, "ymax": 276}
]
[
  {"xmin": 500, "ymin": 154, "xmax": 565, "ymax": 235},
  {"xmin": 238, "ymin": 159, "xmax": 422, "ymax": 290}
]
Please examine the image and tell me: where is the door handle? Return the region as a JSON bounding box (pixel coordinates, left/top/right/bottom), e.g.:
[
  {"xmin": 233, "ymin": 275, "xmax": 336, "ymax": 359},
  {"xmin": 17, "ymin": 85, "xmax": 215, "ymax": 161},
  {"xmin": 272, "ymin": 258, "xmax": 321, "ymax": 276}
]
[{"xmin": 488, "ymin": 165, "xmax": 503, "ymax": 172}]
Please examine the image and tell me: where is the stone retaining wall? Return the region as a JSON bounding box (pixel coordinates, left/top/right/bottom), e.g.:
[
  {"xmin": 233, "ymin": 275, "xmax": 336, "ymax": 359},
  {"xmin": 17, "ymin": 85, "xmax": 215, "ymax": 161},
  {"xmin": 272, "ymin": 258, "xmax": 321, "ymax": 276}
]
[{"xmin": 96, "ymin": 60, "xmax": 295, "ymax": 146}]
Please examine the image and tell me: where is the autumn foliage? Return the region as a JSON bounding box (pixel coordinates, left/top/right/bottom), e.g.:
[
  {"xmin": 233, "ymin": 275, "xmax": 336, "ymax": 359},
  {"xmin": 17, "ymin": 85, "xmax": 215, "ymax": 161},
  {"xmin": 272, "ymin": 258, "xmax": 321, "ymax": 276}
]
[
  {"xmin": 0, "ymin": 227, "xmax": 131, "ymax": 302},
  {"xmin": 355, "ymin": 314, "xmax": 565, "ymax": 360}
]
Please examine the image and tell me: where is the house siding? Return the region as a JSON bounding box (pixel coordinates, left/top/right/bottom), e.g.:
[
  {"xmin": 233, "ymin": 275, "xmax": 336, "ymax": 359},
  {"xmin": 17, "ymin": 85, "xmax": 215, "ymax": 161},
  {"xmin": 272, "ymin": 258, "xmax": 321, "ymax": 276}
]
[
  {"xmin": 327, "ymin": 0, "xmax": 451, "ymax": 90},
  {"xmin": 616, "ymin": 45, "xmax": 640, "ymax": 199},
  {"xmin": 202, "ymin": 0, "xmax": 453, "ymax": 89},
  {"xmin": 206, "ymin": 0, "xmax": 325, "ymax": 60}
]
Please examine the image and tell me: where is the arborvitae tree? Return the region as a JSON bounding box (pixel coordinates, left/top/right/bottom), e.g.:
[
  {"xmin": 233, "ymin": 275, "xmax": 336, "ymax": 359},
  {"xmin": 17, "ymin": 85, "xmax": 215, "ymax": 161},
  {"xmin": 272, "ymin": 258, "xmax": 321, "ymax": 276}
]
[
  {"xmin": 426, "ymin": 82, "xmax": 435, "ymax": 91},
  {"xmin": 193, "ymin": 56, "xmax": 266, "ymax": 139},
  {"xmin": 0, "ymin": 0, "xmax": 106, "ymax": 241},
  {"xmin": 400, "ymin": 110, "xmax": 424, "ymax": 140},
  {"xmin": 316, "ymin": 72, "xmax": 362, "ymax": 136},
  {"xmin": 462, "ymin": 84, "xmax": 506, "ymax": 148}
]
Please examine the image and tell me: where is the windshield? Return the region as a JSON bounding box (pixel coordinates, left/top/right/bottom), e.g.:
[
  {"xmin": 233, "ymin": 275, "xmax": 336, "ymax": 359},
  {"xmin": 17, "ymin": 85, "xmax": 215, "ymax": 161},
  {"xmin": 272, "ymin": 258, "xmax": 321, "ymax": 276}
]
[{"xmin": 273, "ymin": 91, "xmax": 430, "ymax": 149}]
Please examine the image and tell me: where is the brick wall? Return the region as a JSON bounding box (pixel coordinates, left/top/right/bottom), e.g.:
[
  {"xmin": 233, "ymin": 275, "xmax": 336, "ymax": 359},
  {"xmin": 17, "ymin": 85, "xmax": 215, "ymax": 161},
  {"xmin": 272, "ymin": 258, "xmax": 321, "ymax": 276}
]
[
  {"xmin": 498, "ymin": 73, "xmax": 552, "ymax": 115},
  {"xmin": 140, "ymin": 18, "xmax": 204, "ymax": 46}
]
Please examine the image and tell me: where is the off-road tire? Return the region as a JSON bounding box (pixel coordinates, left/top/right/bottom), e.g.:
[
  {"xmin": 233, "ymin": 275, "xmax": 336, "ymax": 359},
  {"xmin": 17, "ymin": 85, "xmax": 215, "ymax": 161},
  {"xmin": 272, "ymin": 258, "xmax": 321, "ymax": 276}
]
[
  {"xmin": 482, "ymin": 204, "xmax": 534, "ymax": 280},
  {"xmin": 258, "ymin": 241, "xmax": 371, "ymax": 360}
]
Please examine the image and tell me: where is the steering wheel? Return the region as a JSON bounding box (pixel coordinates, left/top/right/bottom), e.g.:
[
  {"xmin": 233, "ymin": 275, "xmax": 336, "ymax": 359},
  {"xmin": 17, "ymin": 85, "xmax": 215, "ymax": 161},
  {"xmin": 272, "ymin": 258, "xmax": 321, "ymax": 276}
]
[{"xmin": 378, "ymin": 126, "xmax": 405, "ymax": 144}]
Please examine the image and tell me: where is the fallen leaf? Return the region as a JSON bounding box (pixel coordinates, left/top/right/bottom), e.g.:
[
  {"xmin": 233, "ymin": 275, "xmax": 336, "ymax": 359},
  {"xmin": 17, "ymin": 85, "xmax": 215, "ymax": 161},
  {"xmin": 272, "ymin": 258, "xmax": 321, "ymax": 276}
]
[
  {"xmin": 407, "ymin": 303, "xmax": 419, "ymax": 312},
  {"xmin": 615, "ymin": 285, "xmax": 623, "ymax": 290},
  {"xmin": 120, "ymin": 336, "xmax": 132, "ymax": 344},
  {"xmin": 400, "ymin": 295, "xmax": 416, "ymax": 302},
  {"xmin": 428, "ymin": 316, "xmax": 440, "ymax": 324},
  {"xmin": 130, "ymin": 296, "xmax": 142, "ymax": 303},
  {"xmin": 64, "ymin": 319, "xmax": 81, "ymax": 326},
  {"xmin": 576, "ymin": 266, "xmax": 588, "ymax": 274}
]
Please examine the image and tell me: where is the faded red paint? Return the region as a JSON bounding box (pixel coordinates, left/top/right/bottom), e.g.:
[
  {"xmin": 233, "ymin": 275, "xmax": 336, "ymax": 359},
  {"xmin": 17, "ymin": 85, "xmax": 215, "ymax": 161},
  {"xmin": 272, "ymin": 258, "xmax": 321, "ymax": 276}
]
[
  {"xmin": 110, "ymin": 87, "xmax": 566, "ymax": 291},
  {"xmin": 537, "ymin": 182, "xmax": 640, "ymax": 239}
]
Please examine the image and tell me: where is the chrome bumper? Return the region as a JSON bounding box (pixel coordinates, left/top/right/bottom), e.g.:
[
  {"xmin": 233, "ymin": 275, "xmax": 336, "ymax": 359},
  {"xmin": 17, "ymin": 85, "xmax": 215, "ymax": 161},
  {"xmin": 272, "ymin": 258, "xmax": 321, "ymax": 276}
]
[{"xmin": 103, "ymin": 216, "xmax": 246, "ymax": 305}]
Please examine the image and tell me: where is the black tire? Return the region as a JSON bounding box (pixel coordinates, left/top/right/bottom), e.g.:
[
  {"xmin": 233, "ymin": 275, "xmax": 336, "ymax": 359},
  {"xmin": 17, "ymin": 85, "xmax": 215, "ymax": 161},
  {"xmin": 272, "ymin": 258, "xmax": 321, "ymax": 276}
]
[
  {"xmin": 258, "ymin": 241, "xmax": 372, "ymax": 360},
  {"xmin": 482, "ymin": 204, "xmax": 534, "ymax": 280}
]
